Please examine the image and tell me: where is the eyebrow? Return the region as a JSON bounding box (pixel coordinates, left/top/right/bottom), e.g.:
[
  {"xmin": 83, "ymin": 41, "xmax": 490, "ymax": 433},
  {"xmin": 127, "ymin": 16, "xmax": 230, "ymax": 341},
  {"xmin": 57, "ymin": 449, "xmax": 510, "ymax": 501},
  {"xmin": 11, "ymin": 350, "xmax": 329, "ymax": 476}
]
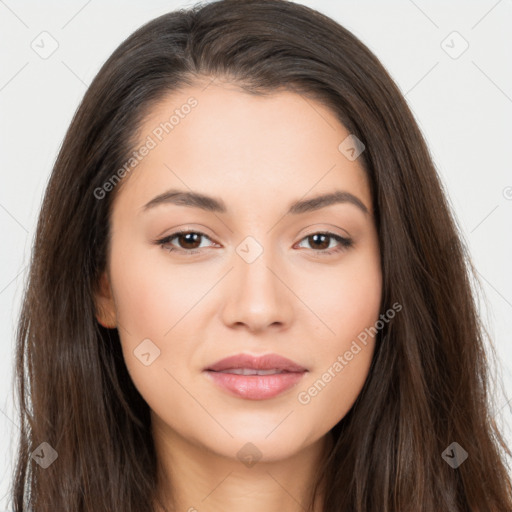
[{"xmin": 141, "ymin": 188, "xmax": 369, "ymax": 216}]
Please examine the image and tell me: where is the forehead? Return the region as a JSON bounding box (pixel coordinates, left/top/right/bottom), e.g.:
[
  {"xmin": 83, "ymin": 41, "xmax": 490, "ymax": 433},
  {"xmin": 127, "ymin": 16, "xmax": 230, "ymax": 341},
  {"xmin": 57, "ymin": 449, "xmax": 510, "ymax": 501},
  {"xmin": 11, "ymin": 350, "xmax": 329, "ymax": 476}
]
[{"xmin": 114, "ymin": 81, "xmax": 372, "ymax": 215}]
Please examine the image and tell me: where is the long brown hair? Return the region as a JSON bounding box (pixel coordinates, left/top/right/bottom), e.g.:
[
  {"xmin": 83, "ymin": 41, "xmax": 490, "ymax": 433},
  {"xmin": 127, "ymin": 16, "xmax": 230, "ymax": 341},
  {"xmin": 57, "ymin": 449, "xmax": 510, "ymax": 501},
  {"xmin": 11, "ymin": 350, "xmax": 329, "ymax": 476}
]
[{"xmin": 11, "ymin": 0, "xmax": 512, "ymax": 510}]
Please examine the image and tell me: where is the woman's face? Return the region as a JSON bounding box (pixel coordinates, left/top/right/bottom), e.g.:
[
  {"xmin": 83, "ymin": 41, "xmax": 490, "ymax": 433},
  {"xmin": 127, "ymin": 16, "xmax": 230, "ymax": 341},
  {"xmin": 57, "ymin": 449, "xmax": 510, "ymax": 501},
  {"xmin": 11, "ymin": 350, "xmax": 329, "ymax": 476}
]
[{"xmin": 95, "ymin": 80, "xmax": 382, "ymax": 462}]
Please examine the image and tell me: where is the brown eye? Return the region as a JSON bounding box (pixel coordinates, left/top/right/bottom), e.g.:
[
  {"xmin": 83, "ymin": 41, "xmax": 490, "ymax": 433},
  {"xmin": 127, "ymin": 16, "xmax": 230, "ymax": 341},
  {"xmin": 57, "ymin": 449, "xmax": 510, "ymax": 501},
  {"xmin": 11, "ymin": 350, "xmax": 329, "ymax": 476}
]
[
  {"xmin": 296, "ymin": 232, "xmax": 353, "ymax": 256},
  {"xmin": 157, "ymin": 230, "xmax": 215, "ymax": 254},
  {"xmin": 174, "ymin": 232, "xmax": 202, "ymax": 250},
  {"xmin": 306, "ymin": 233, "xmax": 330, "ymax": 250}
]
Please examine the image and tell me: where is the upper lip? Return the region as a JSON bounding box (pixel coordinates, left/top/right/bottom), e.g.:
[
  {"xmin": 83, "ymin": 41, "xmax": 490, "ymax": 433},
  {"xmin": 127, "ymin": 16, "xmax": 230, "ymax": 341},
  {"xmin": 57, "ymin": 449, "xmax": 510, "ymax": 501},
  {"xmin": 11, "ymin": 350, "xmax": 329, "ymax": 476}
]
[{"xmin": 205, "ymin": 353, "xmax": 308, "ymax": 372}]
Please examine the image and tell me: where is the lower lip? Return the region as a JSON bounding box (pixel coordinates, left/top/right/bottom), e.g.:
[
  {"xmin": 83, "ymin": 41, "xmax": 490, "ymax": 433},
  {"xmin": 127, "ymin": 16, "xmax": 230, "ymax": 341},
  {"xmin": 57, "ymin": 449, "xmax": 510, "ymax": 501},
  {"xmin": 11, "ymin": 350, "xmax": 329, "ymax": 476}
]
[{"xmin": 204, "ymin": 370, "xmax": 307, "ymax": 400}]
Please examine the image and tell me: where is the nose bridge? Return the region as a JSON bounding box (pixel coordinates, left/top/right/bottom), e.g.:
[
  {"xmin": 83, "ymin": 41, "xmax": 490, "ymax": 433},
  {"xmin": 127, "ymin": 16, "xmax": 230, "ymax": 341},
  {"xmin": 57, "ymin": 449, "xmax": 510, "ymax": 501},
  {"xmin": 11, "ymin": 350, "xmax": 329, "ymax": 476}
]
[{"xmin": 220, "ymin": 232, "xmax": 293, "ymax": 331}]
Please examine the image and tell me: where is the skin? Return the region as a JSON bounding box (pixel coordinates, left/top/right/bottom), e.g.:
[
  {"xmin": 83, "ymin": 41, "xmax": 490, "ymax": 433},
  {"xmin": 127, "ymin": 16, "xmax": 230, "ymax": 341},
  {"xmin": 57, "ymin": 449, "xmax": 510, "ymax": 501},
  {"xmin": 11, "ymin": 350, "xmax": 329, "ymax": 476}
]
[{"xmin": 94, "ymin": 78, "xmax": 382, "ymax": 512}]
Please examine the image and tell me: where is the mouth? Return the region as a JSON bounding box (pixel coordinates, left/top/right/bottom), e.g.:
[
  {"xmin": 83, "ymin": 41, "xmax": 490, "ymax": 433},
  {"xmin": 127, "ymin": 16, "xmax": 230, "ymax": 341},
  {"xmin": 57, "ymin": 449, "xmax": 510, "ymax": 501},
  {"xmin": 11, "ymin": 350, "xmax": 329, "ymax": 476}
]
[
  {"xmin": 212, "ymin": 368, "xmax": 293, "ymax": 376},
  {"xmin": 203, "ymin": 353, "xmax": 308, "ymax": 400}
]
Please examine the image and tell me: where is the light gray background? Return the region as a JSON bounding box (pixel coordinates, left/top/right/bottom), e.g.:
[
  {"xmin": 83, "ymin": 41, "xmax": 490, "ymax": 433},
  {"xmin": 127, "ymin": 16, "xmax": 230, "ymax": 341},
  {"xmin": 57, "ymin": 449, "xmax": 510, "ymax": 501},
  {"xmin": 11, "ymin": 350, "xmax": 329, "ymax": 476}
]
[{"xmin": 1, "ymin": 0, "xmax": 511, "ymax": 506}]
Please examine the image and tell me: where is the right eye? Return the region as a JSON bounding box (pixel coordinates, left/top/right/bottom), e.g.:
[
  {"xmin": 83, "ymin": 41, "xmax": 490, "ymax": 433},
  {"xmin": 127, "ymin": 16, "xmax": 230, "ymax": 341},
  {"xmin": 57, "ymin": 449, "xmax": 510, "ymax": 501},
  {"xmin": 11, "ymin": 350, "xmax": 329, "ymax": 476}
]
[{"xmin": 156, "ymin": 230, "xmax": 217, "ymax": 254}]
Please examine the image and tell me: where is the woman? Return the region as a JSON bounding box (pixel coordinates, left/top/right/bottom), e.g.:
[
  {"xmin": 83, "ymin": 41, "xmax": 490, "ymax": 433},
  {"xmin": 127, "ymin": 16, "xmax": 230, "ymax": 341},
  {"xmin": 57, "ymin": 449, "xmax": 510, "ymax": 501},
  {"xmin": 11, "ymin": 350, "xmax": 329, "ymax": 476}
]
[{"xmin": 11, "ymin": 0, "xmax": 512, "ymax": 510}]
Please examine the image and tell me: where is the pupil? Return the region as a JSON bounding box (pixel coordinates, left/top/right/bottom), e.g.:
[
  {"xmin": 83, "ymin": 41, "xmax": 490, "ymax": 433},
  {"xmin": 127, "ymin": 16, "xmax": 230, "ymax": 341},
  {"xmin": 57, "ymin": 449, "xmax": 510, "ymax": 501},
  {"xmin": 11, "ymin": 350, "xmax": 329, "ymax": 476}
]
[
  {"xmin": 182, "ymin": 233, "xmax": 199, "ymax": 249},
  {"xmin": 311, "ymin": 234, "xmax": 328, "ymax": 250}
]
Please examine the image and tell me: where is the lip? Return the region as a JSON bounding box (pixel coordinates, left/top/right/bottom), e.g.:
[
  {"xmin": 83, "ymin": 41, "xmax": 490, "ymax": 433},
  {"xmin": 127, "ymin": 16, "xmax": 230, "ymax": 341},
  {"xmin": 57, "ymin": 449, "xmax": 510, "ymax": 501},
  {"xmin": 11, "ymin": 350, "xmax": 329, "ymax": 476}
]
[
  {"xmin": 205, "ymin": 353, "xmax": 308, "ymax": 373},
  {"xmin": 204, "ymin": 353, "xmax": 308, "ymax": 400}
]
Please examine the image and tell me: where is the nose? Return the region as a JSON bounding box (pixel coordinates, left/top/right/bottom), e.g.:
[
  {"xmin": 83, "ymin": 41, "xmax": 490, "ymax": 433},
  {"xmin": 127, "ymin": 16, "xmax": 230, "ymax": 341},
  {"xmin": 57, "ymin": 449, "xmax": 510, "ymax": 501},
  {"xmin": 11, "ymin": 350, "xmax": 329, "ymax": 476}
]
[{"xmin": 220, "ymin": 242, "xmax": 294, "ymax": 333}]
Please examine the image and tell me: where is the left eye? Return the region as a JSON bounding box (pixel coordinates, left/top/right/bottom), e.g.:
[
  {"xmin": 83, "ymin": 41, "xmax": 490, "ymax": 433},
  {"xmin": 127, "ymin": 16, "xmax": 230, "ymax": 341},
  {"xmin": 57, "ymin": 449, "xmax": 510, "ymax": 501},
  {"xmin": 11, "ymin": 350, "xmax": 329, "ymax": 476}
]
[
  {"xmin": 156, "ymin": 230, "xmax": 353, "ymax": 256},
  {"xmin": 295, "ymin": 232, "xmax": 353, "ymax": 255}
]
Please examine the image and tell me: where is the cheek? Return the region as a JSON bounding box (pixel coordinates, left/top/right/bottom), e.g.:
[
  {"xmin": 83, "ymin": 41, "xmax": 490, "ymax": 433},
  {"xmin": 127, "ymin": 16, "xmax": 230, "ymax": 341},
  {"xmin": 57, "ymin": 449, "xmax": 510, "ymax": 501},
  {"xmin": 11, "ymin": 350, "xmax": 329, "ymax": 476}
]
[
  {"xmin": 295, "ymin": 296, "xmax": 379, "ymax": 434},
  {"xmin": 110, "ymin": 245, "xmax": 209, "ymax": 339},
  {"xmin": 301, "ymin": 248, "xmax": 382, "ymax": 351},
  {"xmin": 294, "ymin": 250, "xmax": 381, "ymax": 424},
  {"xmin": 296, "ymin": 345, "xmax": 374, "ymax": 436},
  {"xmin": 107, "ymin": 247, "xmax": 193, "ymax": 399}
]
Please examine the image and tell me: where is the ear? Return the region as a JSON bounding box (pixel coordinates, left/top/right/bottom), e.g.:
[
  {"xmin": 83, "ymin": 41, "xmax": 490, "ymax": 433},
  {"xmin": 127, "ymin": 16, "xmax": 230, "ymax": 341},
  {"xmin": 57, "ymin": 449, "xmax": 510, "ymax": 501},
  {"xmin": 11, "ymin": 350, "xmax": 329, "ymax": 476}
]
[{"xmin": 93, "ymin": 271, "xmax": 117, "ymax": 329}]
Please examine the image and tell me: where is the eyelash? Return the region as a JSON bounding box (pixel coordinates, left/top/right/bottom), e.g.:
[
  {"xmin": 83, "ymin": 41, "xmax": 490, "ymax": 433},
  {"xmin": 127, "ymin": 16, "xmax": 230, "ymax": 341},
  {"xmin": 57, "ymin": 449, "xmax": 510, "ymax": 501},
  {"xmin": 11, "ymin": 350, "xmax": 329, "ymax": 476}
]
[{"xmin": 155, "ymin": 229, "xmax": 353, "ymax": 257}]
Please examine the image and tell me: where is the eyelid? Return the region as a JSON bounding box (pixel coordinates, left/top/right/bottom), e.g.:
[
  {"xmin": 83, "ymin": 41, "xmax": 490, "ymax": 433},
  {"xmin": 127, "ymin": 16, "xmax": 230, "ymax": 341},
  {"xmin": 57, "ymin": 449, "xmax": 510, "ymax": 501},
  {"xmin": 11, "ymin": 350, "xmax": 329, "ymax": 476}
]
[
  {"xmin": 155, "ymin": 223, "xmax": 215, "ymax": 240},
  {"xmin": 296, "ymin": 222, "xmax": 352, "ymax": 240}
]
